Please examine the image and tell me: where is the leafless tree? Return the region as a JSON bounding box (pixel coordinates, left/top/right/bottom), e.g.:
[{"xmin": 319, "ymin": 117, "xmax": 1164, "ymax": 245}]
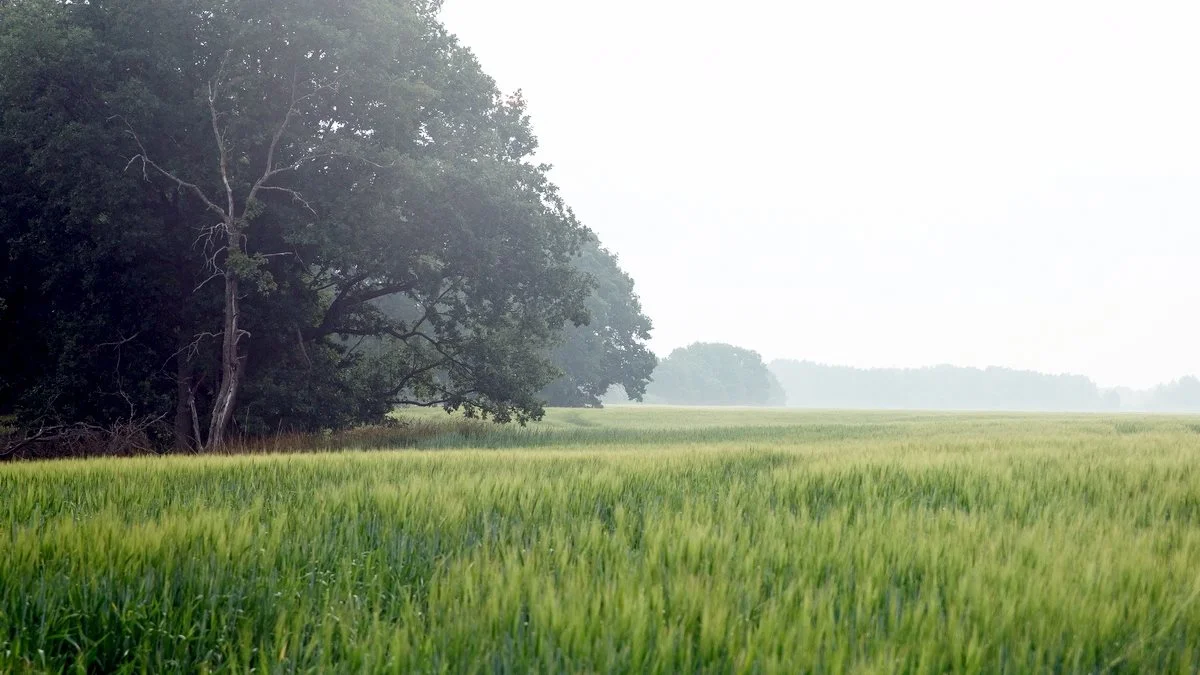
[{"xmin": 122, "ymin": 55, "xmax": 324, "ymax": 451}]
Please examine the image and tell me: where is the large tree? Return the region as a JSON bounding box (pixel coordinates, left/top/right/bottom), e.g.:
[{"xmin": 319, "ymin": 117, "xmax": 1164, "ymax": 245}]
[
  {"xmin": 539, "ymin": 239, "xmax": 655, "ymax": 407},
  {"xmin": 645, "ymin": 343, "xmax": 785, "ymax": 406},
  {"xmin": 0, "ymin": 0, "xmax": 593, "ymax": 451}
]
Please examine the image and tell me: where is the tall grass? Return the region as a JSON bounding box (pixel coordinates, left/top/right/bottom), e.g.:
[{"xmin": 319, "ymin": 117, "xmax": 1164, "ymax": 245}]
[{"xmin": 2, "ymin": 409, "xmax": 1200, "ymax": 672}]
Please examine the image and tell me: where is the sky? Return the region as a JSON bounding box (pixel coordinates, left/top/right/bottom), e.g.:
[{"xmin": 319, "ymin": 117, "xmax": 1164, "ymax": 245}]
[{"xmin": 439, "ymin": 0, "xmax": 1200, "ymax": 390}]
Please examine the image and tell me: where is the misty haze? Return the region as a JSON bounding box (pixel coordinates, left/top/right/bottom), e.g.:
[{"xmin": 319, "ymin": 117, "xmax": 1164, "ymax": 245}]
[{"xmin": 3, "ymin": 0, "xmax": 1199, "ymax": 671}]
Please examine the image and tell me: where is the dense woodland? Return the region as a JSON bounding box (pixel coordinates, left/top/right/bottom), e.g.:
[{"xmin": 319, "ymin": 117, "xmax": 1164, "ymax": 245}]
[{"xmin": 0, "ymin": 0, "xmax": 655, "ymax": 455}]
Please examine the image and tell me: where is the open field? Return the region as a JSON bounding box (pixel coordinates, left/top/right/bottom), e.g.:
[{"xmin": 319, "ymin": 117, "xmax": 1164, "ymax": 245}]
[{"xmin": 3, "ymin": 408, "xmax": 1200, "ymax": 672}]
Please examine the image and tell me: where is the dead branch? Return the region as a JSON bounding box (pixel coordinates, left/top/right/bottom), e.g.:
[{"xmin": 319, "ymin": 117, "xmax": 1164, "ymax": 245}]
[
  {"xmin": 1, "ymin": 412, "xmax": 169, "ymax": 461},
  {"xmin": 114, "ymin": 116, "xmax": 228, "ymax": 220}
]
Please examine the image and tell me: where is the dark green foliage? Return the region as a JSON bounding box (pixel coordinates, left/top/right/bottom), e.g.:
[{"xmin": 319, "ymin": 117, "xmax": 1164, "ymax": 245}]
[
  {"xmin": 540, "ymin": 239, "xmax": 656, "ymax": 407},
  {"xmin": 0, "ymin": 0, "xmax": 199, "ymax": 429},
  {"xmin": 769, "ymin": 360, "xmax": 1122, "ymax": 411},
  {"xmin": 645, "ymin": 343, "xmax": 785, "ymax": 406},
  {"xmin": 0, "ymin": 0, "xmax": 597, "ymax": 441}
]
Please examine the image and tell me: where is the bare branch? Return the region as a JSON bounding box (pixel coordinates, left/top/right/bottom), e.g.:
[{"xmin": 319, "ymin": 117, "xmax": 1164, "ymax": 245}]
[
  {"xmin": 207, "ymin": 77, "xmax": 237, "ymax": 226},
  {"xmin": 2, "ymin": 413, "xmax": 170, "ymax": 460},
  {"xmin": 194, "ymin": 270, "xmax": 223, "ymax": 292},
  {"xmin": 296, "ymin": 328, "xmax": 313, "ymax": 369},
  {"xmin": 329, "ymin": 152, "xmax": 398, "ymax": 170},
  {"xmin": 114, "ymin": 116, "xmax": 227, "ymax": 219},
  {"xmin": 254, "ymin": 185, "xmax": 316, "ymax": 213},
  {"xmin": 96, "ymin": 331, "xmax": 142, "ymax": 350},
  {"xmin": 245, "ymin": 68, "xmax": 304, "ymax": 210},
  {"xmin": 1, "ymin": 421, "xmax": 69, "ymax": 460}
]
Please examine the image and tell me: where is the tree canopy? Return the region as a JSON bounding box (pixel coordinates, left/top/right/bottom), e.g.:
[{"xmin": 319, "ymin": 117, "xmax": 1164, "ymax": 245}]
[
  {"xmin": 644, "ymin": 343, "xmax": 784, "ymax": 406},
  {"xmin": 0, "ymin": 0, "xmax": 619, "ymax": 450},
  {"xmin": 539, "ymin": 240, "xmax": 655, "ymax": 407}
]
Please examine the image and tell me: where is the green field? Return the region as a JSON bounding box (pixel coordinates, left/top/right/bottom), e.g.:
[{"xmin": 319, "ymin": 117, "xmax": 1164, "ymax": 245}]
[{"xmin": 3, "ymin": 408, "xmax": 1200, "ymax": 673}]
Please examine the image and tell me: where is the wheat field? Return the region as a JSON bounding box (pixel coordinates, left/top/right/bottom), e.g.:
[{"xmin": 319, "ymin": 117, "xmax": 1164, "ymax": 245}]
[{"xmin": 3, "ymin": 408, "xmax": 1200, "ymax": 672}]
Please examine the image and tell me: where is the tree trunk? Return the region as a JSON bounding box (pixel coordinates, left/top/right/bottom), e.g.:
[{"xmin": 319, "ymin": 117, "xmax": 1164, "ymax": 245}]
[
  {"xmin": 173, "ymin": 343, "xmax": 193, "ymax": 452},
  {"xmin": 205, "ymin": 269, "xmax": 241, "ymax": 451},
  {"xmin": 204, "ymin": 219, "xmax": 246, "ymax": 452}
]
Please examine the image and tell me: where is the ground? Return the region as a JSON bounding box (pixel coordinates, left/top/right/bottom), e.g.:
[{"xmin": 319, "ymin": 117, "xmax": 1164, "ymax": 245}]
[{"xmin": 3, "ymin": 408, "xmax": 1200, "ymax": 672}]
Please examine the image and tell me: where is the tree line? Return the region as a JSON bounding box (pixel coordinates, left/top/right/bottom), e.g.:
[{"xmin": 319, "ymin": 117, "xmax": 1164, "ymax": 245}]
[
  {"xmin": 769, "ymin": 360, "xmax": 1121, "ymax": 411},
  {"xmin": 0, "ymin": 0, "xmax": 655, "ymax": 456},
  {"xmin": 609, "ymin": 346, "xmax": 1200, "ymax": 412},
  {"xmin": 1111, "ymin": 377, "xmax": 1200, "ymax": 412}
]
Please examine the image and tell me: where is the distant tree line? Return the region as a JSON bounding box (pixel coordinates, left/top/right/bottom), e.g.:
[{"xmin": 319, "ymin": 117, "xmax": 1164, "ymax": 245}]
[
  {"xmin": 604, "ymin": 344, "xmax": 1200, "ymax": 413},
  {"xmin": 769, "ymin": 360, "xmax": 1121, "ymax": 411},
  {"xmin": 1113, "ymin": 377, "xmax": 1200, "ymax": 412},
  {"xmin": 0, "ymin": 0, "xmax": 653, "ymax": 456},
  {"xmin": 637, "ymin": 354, "xmax": 1200, "ymax": 412}
]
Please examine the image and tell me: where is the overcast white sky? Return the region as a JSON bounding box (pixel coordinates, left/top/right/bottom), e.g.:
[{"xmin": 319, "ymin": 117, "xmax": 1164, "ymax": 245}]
[{"xmin": 440, "ymin": 0, "xmax": 1200, "ymax": 390}]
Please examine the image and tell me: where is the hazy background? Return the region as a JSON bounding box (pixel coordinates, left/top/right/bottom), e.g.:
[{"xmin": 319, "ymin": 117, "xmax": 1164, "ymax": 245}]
[{"xmin": 440, "ymin": 0, "xmax": 1200, "ymax": 390}]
